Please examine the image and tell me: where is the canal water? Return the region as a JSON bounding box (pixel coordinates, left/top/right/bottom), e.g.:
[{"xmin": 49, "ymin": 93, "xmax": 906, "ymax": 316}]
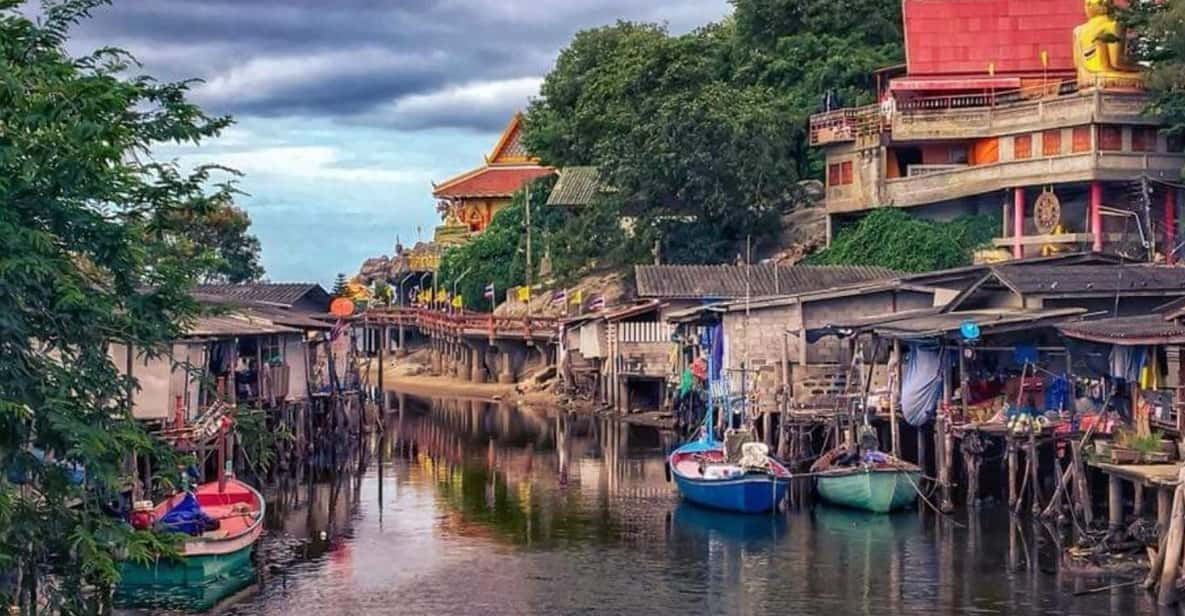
[{"xmin": 127, "ymin": 392, "xmax": 1157, "ymax": 615}]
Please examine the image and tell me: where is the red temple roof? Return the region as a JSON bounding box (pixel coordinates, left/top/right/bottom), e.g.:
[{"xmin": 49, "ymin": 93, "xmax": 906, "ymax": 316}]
[
  {"xmin": 432, "ymin": 113, "xmax": 553, "ymax": 199},
  {"xmin": 432, "ymin": 166, "xmax": 553, "ymax": 199},
  {"xmin": 902, "ymin": 0, "xmax": 1081, "ymax": 77}
]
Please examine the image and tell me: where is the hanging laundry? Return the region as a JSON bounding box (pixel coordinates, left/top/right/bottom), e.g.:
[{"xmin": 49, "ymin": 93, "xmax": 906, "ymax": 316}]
[{"xmin": 1109, "ymin": 345, "xmax": 1146, "ymax": 382}]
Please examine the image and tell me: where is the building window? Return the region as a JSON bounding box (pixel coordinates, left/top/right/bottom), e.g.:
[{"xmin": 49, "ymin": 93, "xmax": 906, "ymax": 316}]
[
  {"xmin": 1099, "ymin": 125, "xmax": 1123, "ymax": 151},
  {"xmin": 828, "ymin": 163, "xmax": 840, "ymax": 186},
  {"xmin": 840, "ymin": 161, "xmax": 853, "ymax": 184},
  {"xmin": 1014, "ymin": 134, "xmax": 1032, "ymax": 159},
  {"xmin": 948, "ymin": 145, "xmax": 969, "ymax": 164},
  {"xmin": 1042, "ymin": 130, "xmax": 1062, "ymax": 156},
  {"xmin": 1132, "ymin": 126, "xmax": 1158, "ymax": 152},
  {"xmin": 262, "ymin": 335, "xmax": 283, "ymax": 365},
  {"xmin": 1072, "ymin": 126, "xmax": 1092, "ymax": 153}
]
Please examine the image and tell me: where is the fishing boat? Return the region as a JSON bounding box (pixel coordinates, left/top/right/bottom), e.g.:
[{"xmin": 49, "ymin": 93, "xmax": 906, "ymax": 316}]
[
  {"xmin": 811, "ymin": 448, "xmax": 920, "ymax": 513},
  {"xmin": 669, "ymin": 436, "xmax": 792, "ymax": 514},
  {"xmin": 117, "ymin": 477, "xmax": 265, "ymax": 605}
]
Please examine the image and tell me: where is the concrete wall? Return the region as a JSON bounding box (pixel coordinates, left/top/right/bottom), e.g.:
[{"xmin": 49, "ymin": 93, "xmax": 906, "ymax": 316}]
[
  {"xmin": 801, "ymin": 291, "xmax": 932, "ymax": 364},
  {"xmin": 113, "ymin": 342, "xmax": 205, "ymax": 421}
]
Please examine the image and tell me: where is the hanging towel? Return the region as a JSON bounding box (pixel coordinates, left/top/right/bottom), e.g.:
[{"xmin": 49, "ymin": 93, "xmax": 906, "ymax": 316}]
[{"xmin": 901, "ymin": 342, "xmax": 946, "ymax": 427}]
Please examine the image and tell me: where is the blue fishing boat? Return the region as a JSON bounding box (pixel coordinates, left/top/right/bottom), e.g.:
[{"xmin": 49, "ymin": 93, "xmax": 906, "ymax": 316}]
[
  {"xmin": 668, "ymin": 324, "xmax": 790, "ymax": 513},
  {"xmin": 669, "ymin": 439, "xmax": 792, "ymax": 513}
]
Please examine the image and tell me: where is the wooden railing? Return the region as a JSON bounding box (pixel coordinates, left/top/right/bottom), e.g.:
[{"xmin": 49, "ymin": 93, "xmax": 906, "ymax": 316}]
[
  {"xmin": 362, "ymin": 306, "xmax": 560, "ymax": 340},
  {"xmin": 808, "ymin": 104, "xmax": 883, "ymax": 146}
]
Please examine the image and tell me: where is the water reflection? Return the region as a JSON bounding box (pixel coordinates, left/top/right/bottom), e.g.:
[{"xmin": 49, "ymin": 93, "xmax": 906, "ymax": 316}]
[{"xmin": 128, "ymin": 391, "xmax": 1157, "ymax": 615}]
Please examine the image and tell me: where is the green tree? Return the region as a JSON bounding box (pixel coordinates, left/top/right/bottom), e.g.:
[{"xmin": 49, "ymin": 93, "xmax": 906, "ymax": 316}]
[
  {"xmin": 0, "ymin": 1, "xmax": 237, "ymax": 610},
  {"xmin": 332, "ymin": 272, "xmax": 349, "ymax": 297},
  {"xmin": 522, "ymin": 0, "xmax": 904, "ymax": 266},
  {"xmin": 437, "ymin": 177, "xmax": 562, "ymax": 310},
  {"xmin": 1123, "ymin": 0, "xmax": 1185, "ymax": 167},
  {"xmin": 806, "ymin": 209, "xmax": 997, "ymax": 272},
  {"xmin": 179, "ymin": 199, "xmax": 265, "ymax": 284}
]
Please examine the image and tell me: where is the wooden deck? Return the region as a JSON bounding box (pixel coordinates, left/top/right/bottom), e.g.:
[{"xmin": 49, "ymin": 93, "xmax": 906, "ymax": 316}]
[{"xmin": 1089, "ymin": 462, "xmax": 1182, "ymax": 487}]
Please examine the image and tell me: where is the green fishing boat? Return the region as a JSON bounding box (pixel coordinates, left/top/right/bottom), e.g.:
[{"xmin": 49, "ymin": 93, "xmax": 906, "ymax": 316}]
[
  {"xmin": 116, "ymin": 477, "xmax": 264, "ymax": 608},
  {"xmin": 812, "ymin": 449, "xmax": 921, "ymax": 513}
]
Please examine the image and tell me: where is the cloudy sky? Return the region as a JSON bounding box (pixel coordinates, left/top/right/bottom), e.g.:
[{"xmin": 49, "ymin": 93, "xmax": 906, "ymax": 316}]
[{"xmin": 63, "ymin": 0, "xmax": 731, "ymax": 285}]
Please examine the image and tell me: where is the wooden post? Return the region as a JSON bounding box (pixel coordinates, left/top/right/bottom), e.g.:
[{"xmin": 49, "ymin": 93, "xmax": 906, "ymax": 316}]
[
  {"xmin": 1028, "ymin": 427, "xmax": 1041, "ymax": 515},
  {"xmin": 1070, "ymin": 440, "xmax": 1093, "ymax": 525},
  {"xmin": 1133, "ymin": 483, "xmax": 1144, "ymax": 517},
  {"xmin": 1007, "ymin": 436, "xmax": 1019, "ymax": 510},
  {"xmin": 1160, "ymin": 487, "xmax": 1173, "ymax": 532},
  {"xmin": 1156, "ymin": 469, "xmax": 1185, "ymax": 606},
  {"xmin": 963, "ymin": 445, "xmax": 980, "ymax": 509},
  {"xmin": 1108, "ymin": 474, "xmax": 1123, "ymax": 535},
  {"xmin": 939, "ymin": 416, "xmax": 953, "ymax": 513},
  {"xmin": 890, "ymin": 339, "xmax": 901, "ymax": 457}
]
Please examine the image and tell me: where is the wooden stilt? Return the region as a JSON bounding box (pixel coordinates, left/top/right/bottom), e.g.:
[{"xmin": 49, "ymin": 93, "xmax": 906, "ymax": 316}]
[
  {"xmin": 1133, "ymin": 483, "xmax": 1144, "ymax": 518},
  {"xmin": 1070, "ymin": 441, "xmax": 1093, "ymax": 526},
  {"xmin": 1108, "ymin": 474, "xmax": 1123, "ymax": 535},
  {"xmin": 1155, "ymin": 469, "xmax": 1185, "ymax": 606},
  {"xmin": 1160, "ymin": 487, "xmax": 1173, "ymax": 532},
  {"xmin": 1028, "ymin": 428, "xmax": 1041, "ymax": 515},
  {"xmin": 963, "ymin": 448, "xmax": 980, "ymax": 509},
  {"xmin": 1007, "ymin": 436, "xmax": 1018, "ymax": 511},
  {"xmin": 890, "ymin": 339, "xmax": 901, "ymax": 457},
  {"xmin": 940, "ymin": 417, "xmax": 954, "ymax": 512}
]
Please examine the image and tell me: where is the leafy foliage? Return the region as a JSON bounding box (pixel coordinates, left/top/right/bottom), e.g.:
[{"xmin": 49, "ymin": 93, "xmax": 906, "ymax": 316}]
[
  {"xmin": 522, "ymin": 1, "xmax": 903, "ymax": 265},
  {"xmin": 0, "ymin": 1, "xmax": 240, "ymax": 610},
  {"xmin": 1122, "ymin": 0, "xmax": 1185, "ymax": 167},
  {"xmin": 332, "ymin": 272, "xmax": 349, "ymax": 297},
  {"xmin": 173, "ymin": 199, "xmax": 265, "ymax": 284},
  {"xmin": 437, "ymin": 177, "xmax": 562, "ymax": 309},
  {"xmin": 806, "ymin": 209, "xmax": 998, "ymax": 272}
]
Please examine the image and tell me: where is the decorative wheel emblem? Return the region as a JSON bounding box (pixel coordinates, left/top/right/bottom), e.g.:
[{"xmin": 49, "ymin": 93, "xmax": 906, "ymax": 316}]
[{"xmin": 1034, "ymin": 190, "xmax": 1061, "ymax": 234}]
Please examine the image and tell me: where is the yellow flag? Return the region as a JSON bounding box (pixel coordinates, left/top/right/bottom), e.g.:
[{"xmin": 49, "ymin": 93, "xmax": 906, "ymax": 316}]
[
  {"xmin": 1040, "ymin": 50, "xmax": 1049, "ymax": 68},
  {"xmin": 516, "ymin": 286, "xmax": 530, "ymax": 302},
  {"xmin": 451, "ymin": 295, "xmax": 463, "ymax": 308},
  {"xmin": 569, "ymin": 289, "xmax": 583, "ymax": 305}
]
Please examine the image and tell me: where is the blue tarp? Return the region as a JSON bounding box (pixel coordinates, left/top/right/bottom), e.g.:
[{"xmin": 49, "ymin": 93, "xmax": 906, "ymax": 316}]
[
  {"xmin": 708, "ymin": 323, "xmax": 723, "ymax": 381},
  {"xmin": 902, "ymin": 343, "xmax": 946, "ymax": 427},
  {"xmin": 158, "ymin": 492, "xmax": 216, "ymax": 535}
]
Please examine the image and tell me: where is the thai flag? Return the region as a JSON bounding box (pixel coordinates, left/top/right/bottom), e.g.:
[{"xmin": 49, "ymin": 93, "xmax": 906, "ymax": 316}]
[
  {"xmin": 551, "ymin": 289, "xmax": 567, "ymax": 305},
  {"xmin": 482, "ymin": 283, "xmax": 495, "ymax": 299},
  {"xmin": 588, "ymin": 295, "xmax": 605, "ymax": 311}
]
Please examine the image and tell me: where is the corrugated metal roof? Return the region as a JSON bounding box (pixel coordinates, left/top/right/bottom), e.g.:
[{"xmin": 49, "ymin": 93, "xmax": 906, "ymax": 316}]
[
  {"xmin": 194, "ymin": 283, "xmax": 329, "ymax": 309},
  {"xmin": 546, "ymin": 166, "xmax": 610, "ymax": 207},
  {"xmin": 860, "ymin": 308, "xmax": 1086, "ymax": 339},
  {"xmin": 186, "ymin": 313, "xmax": 303, "ymax": 338},
  {"xmin": 992, "ymin": 264, "xmax": 1185, "ymax": 295},
  {"xmin": 1058, "ymin": 314, "xmax": 1185, "ymax": 345},
  {"xmin": 635, "ymin": 264, "xmax": 897, "ymax": 299}
]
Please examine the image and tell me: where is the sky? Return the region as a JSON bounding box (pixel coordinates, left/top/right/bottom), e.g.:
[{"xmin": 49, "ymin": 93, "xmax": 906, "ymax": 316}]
[{"xmin": 62, "ymin": 0, "xmax": 732, "ymax": 286}]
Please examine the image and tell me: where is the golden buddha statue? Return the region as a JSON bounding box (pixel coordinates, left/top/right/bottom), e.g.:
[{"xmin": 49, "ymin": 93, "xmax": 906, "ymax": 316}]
[{"xmin": 1073, "ymin": 0, "xmax": 1142, "ymax": 88}]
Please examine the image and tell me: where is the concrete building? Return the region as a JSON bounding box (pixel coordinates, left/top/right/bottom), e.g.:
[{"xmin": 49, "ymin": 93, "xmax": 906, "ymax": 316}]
[{"xmin": 809, "ymin": 0, "xmax": 1185, "ymax": 260}]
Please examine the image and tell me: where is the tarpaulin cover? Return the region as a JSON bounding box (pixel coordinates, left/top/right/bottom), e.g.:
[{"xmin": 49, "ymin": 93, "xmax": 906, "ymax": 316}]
[
  {"xmin": 708, "ymin": 323, "xmax": 723, "ymax": 381},
  {"xmin": 902, "ymin": 343, "xmax": 945, "ymax": 427},
  {"xmin": 158, "ymin": 492, "xmax": 215, "ymax": 535}
]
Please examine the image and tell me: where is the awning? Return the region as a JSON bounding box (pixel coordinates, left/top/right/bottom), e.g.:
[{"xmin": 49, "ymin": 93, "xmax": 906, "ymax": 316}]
[{"xmin": 1058, "ymin": 314, "xmax": 1185, "ymax": 346}]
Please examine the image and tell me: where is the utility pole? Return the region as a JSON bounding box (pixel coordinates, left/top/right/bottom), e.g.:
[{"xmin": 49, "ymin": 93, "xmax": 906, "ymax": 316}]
[{"xmin": 524, "ymin": 184, "xmax": 532, "ymax": 318}]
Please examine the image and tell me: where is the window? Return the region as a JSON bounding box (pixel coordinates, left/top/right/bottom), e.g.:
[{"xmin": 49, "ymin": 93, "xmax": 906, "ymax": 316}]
[
  {"xmin": 1072, "ymin": 126, "xmax": 1092, "ymax": 153},
  {"xmin": 1099, "ymin": 125, "xmax": 1123, "ymax": 151},
  {"xmin": 840, "ymin": 161, "xmax": 853, "ymax": 185},
  {"xmin": 1013, "ymin": 134, "xmax": 1032, "ymax": 159},
  {"xmin": 828, "ymin": 163, "xmax": 841, "ymax": 186},
  {"xmin": 1042, "ymin": 130, "xmax": 1062, "ymax": 156},
  {"xmin": 261, "ymin": 335, "xmax": 283, "ymax": 365},
  {"xmin": 948, "ymin": 145, "xmax": 969, "ymax": 164},
  {"xmin": 1132, "ymin": 126, "xmax": 1158, "ymax": 152}
]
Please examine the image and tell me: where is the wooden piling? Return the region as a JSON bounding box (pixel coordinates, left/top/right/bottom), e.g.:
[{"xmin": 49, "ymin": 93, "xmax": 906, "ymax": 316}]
[
  {"xmin": 1027, "ymin": 428, "xmax": 1041, "ymax": 515},
  {"xmin": 889, "ymin": 339, "xmax": 901, "ymax": 457},
  {"xmin": 1155, "ymin": 469, "xmax": 1185, "ymax": 606},
  {"xmin": 1007, "ymin": 436, "xmax": 1018, "ymax": 510},
  {"xmin": 1108, "ymin": 474, "xmax": 1123, "ymax": 535},
  {"xmin": 1160, "ymin": 487, "xmax": 1173, "ymax": 532},
  {"xmin": 1070, "ymin": 440, "xmax": 1093, "ymax": 525}
]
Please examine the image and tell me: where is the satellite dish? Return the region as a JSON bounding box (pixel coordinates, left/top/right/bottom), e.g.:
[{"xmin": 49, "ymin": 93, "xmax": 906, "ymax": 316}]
[
  {"xmin": 329, "ymin": 297, "xmax": 355, "ymax": 317},
  {"xmin": 960, "ymin": 320, "xmax": 981, "ymax": 341}
]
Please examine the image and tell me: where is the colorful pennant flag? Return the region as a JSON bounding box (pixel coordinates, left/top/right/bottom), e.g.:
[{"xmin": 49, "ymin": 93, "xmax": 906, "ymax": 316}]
[
  {"xmin": 569, "ymin": 289, "xmax": 583, "ymax": 305},
  {"xmin": 516, "ymin": 286, "xmax": 530, "ymax": 302},
  {"xmin": 451, "ymin": 295, "xmax": 463, "ymax": 309},
  {"xmin": 588, "ymin": 295, "xmax": 605, "ymax": 311},
  {"xmin": 483, "ymin": 283, "xmax": 496, "ymax": 299},
  {"xmin": 551, "ymin": 289, "xmax": 567, "ymax": 305}
]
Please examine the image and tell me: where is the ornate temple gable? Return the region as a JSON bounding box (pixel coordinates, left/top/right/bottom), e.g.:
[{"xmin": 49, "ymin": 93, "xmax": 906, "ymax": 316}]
[{"xmin": 485, "ymin": 113, "xmax": 535, "ymax": 165}]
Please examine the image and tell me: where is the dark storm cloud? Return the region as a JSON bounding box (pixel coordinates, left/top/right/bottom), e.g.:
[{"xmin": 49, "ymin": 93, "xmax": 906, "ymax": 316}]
[{"xmin": 67, "ymin": 0, "xmax": 728, "ymax": 131}]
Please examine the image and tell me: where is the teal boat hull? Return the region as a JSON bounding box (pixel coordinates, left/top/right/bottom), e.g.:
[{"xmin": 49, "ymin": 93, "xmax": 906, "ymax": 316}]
[
  {"xmin": 815, "ymin": 468, "xmax": 920, "ymax": 513},
  {"xmin": 114, "ymin": 545, "xmax": 255, "ymax": 610}
]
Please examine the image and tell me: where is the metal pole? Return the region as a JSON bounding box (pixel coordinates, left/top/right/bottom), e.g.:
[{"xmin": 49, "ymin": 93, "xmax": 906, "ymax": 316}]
[
  {"xmin": 453, "ymin": 266, "xmax": 473, "ymax": 314},
  {"xmin": 524, "ymin": 184, "xmax": 532, "ymax": 319}
]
